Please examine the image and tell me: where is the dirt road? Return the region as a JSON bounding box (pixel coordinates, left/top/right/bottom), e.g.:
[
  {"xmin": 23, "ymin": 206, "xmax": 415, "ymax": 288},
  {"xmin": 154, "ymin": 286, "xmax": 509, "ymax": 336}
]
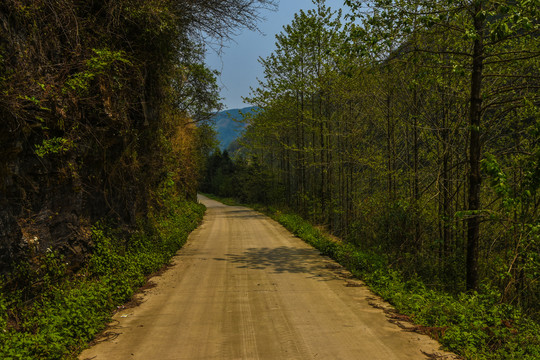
[{"xmin": 80, "ymin": 195, "xmax": 455, "ymax": 360}]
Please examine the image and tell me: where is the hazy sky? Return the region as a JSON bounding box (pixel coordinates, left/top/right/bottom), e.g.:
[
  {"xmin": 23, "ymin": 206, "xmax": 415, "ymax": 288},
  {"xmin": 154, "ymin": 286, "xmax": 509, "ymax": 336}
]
[{"xmin": 206, "ymin": 0, "xmax": 347, "ymax": 110}]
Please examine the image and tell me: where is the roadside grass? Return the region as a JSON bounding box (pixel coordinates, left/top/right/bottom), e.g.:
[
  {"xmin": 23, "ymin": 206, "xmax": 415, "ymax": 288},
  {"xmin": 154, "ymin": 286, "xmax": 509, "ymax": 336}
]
[
  {"xmin": 0, "ymin": 199, "xmax": 205, "ymax": 360},
  {"xmin": 203, "ymin": 194, "xmax": 540, "ymax": 360}
]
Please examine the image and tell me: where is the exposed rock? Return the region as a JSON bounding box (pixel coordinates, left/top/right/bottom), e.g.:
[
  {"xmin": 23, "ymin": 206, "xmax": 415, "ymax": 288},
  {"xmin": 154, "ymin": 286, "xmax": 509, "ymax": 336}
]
[{"xmin": 0, "ymin": 209, "xmax": 22, "ymax": 273}]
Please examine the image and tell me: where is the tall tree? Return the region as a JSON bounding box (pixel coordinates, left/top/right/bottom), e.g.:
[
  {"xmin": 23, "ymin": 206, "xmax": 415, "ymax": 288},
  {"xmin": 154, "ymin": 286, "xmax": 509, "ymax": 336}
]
[
  {"xmin": 345, "ymin": 0, "xmax": 540, "ymax": 290},
  {"xmin": 246, "ymin": 0, "xmax": 346, "ymax": 221}
]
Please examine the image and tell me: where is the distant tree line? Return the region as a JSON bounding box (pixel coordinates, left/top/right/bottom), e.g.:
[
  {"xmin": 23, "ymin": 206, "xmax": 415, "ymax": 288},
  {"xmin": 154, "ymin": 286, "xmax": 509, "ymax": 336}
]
[{"xmin": 201, "ymin": 150, "xmax": 283, "ymax": 204}]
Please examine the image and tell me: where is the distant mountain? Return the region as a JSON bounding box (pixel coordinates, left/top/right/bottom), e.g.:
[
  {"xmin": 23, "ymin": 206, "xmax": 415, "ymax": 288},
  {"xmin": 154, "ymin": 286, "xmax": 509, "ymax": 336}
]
[{"xmin": 211, "ymin": 106, "xmax": 257, "ymax": 150}]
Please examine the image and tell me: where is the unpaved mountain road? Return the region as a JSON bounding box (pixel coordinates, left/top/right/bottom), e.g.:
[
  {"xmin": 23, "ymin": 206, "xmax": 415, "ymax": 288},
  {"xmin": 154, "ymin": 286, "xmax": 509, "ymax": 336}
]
[{"xmin": 80, "ymin": 195, "xmax": 457, "ymax": 360}]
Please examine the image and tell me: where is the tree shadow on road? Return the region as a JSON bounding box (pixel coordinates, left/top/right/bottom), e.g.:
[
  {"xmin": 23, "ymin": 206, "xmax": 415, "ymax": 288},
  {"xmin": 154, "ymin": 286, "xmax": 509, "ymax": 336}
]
[
  {"xmin": 219, "ymin": 209, "xmax": 266, "ymax": 220},
  {"xmin": 215, "ymin": 246, "xmax": 335, "ymax": 281}
]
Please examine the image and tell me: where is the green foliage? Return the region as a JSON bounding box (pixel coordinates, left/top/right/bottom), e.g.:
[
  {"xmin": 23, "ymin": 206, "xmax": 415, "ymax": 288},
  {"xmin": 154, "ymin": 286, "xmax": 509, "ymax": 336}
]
[
  {"xmin": 0, "ymin": 199, "xmax": 205, "ymax": 360},
  {"xmin": 64, "ymin": 48, "xmax": 133, "ymax": 94},
  {"xmin": 34, "ymin": 137, "xmax": 72, "ymax": 158},
  {"xmin": 201, "ymin": 150, "xmax": 283, "ymax": 204}
]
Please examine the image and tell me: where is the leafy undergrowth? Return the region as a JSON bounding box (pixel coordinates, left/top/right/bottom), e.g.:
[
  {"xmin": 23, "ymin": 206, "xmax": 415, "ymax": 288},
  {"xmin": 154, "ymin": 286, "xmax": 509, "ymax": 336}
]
[
  {"xmin": 203, "ymin": 194, "xmax": 540, "ymax": 360},
  {"xmin": 276, "ymin": 213, "xmax": 540, "ymax": 360},
  {"xmin": 0, "ymin": 200, "xmax": 205, "ymax": 360}
]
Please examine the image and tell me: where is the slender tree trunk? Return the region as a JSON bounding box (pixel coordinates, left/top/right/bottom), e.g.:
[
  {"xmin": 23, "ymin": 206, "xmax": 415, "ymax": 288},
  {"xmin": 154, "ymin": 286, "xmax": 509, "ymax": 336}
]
[
  {"xmin": 386, "ymin": 92, "xmax": 394, "ymax": 201},
  {"xmin": 286, "ymin": 134, "xmax": 291, "ymax": 204},
  {"xmin": 466, "ymin": 6, "xmax": 484, "ymax": 292},
  {"xmin": 413, "ymin": 87, "xmax": 421, "ymax": 254},
  {"xmin": 442, "ymin": 101, "xmax": 451, "ymax": 264}
]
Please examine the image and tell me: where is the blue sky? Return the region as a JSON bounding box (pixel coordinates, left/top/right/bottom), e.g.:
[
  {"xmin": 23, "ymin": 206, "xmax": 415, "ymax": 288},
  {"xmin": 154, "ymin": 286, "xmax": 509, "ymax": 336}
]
[{"xmin": 206, "ymin": 0, "xmax": 347, "ymax": 110}]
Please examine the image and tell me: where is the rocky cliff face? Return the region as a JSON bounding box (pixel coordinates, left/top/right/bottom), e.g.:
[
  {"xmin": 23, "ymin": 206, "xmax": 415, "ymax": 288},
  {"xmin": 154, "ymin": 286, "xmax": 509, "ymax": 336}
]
[
  {"xmin": 0, "ymin": 131, "xmax": 91, "ymax": 272},
  {"xmin": 0, "ymin": 1, "xmax": 158, "ymax": 273}
]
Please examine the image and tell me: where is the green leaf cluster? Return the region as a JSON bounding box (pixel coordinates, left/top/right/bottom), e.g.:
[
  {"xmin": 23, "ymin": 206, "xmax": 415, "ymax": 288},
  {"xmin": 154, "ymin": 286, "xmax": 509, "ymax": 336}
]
[{"xmin": 34, "ymin": 138, "xmax": 72, "ymax": 158}]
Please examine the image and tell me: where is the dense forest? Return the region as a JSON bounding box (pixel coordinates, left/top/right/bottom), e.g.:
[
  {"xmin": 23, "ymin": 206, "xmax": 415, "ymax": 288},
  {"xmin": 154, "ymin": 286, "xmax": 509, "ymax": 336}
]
[
  {"xmin": 204, "ymin": 0, "xmax": 540, "ymax": 357},
  {"xmin": 0, "ymin": 0, "xmax": 274, "ymax": 358},
  {"xmin": 230, "ymin": 0, "xmax": 539, "ymax": 310}
]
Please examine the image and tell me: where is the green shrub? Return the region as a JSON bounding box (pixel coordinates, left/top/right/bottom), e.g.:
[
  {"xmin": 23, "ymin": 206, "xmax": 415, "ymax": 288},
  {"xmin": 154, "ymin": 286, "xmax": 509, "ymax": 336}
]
[{"xmin": 0, "ymin": 199, "xmax": 205, "ymax": 359}]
